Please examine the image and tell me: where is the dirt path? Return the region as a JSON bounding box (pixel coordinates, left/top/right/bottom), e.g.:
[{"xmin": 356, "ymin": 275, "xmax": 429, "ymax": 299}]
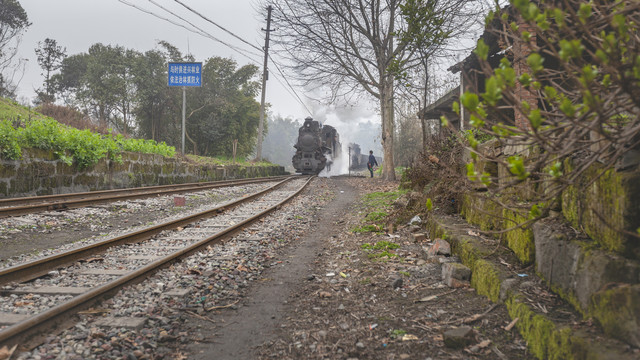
[{"xmin": 186, "ymin": 178, "xmax": 359, "ymax": 359}]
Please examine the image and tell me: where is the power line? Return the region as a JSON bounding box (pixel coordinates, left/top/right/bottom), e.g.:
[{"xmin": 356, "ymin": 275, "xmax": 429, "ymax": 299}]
[
  {"xmin": 148, "ymin": 0, "xmax": 262, "ymax": 58},
  {"xmin": 172, "ymin": 0, "xmax": 263, "ymax": 53},
  {"xmin": 118, "ymin": 0, "xmax": 311, "ymax": 117},
  {"xmin": 117, "ymin": 0, "xmax": 262, "ymax": 65},
  {"xmin": 269, "ymin": 54, "xmax": 313, "ymax": 116}
]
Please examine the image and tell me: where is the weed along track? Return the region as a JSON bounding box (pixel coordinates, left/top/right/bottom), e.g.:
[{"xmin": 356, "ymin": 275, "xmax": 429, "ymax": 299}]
[
  {"xmin": 0, "ymin": 175, "xmax": 290, "ymax": 218},
  {"xmin": 0, "ymin": 176, "xmax": 312, "ymax": 350}
]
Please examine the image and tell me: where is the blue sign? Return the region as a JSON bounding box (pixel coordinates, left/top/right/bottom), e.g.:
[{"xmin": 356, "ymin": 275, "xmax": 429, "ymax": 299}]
[{"xmin": 168, "ymin": 62, "xmax": 202, "ymax": 87}]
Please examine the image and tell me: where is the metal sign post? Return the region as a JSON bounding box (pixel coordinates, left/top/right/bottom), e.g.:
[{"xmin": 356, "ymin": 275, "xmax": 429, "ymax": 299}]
[{"xmin": 168, "ymin": 62, "xmax": 202, "ymax": 155}]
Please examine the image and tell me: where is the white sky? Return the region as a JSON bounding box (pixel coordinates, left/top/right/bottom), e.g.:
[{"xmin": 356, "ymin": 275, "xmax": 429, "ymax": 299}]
[{"xmin": 14, "ymin": 0, "xmax": 374, "ymax": 123}]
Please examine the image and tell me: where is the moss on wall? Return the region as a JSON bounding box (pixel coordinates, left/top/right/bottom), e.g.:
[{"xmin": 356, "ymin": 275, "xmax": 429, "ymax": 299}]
[
  {"xmin": 506, "ymin": 296, "xmax": 588, "ymax": 360},
  {"xmin": 589, "ymin": 284, "xmax": 640, "ymax": 347},
  {"xmin": 562, "ymin": 163, "xmax": 640, "ymax": 259},
  {"xmin": 461, "ymin": 193, "xmax": 503, "ymax": 231},
  {"xmin": 470, "ymin": 259, "xmax": 502, "ymax": 302},
  {"xmin": 503, "ymin": 208, "xmax": 535, "ymax": 265}
]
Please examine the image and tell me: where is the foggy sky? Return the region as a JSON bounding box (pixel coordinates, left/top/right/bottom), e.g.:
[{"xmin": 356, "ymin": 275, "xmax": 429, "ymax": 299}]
[{"xmin": 13, "ymin": 0, "xmax": 379, "ymax": 127}]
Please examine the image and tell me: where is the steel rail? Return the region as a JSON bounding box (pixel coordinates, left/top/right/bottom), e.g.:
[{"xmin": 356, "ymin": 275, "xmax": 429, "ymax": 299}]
[
  {"xmin": 0, "ymin": 176, "xmax": 313, "ymax": 349},
  {"xmin": 0, "ymin": 177, "xmax": 293, "ymax": 285},
  {"xmin": 0, "ymin": 175, "xmax": 292, "ymax": 218}
]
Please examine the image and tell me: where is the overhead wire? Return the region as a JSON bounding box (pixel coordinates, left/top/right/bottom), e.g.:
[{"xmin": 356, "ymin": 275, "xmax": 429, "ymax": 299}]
[
  {"xmin": 269, "ymin": 54, "xmax": 313, "ymax": 116},
  {"xmin": 117, "ymin": 0, "xmax": 312, "ymax": 116},
  {"xmin": 148, "ymin": 0, "xmax": 263, "ymax": 59},
  {"xmin": 117, "ymin": 0, "xmax": 262, "ymax": 65},
  {"xmin": 171, "ymin": 0, "xmax": 263, "ymax": 53}
]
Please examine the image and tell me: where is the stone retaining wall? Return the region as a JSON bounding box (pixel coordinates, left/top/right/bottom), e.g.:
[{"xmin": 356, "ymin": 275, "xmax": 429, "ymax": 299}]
[
  {"xmin": 459, "ymin": 162, "xmax": 640, "ymax": 347},
  {"xmin": 0, "ymin": 148, "xmax": 286, "ymax": 197}
]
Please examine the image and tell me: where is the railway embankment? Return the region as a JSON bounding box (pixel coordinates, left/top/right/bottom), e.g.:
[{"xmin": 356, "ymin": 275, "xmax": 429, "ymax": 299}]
[
  {"xmin": 419, "ymin": 158, "xmax": 640, "ymax": 358},
  {"xmin": 0, "ymin": 148, "xmax": 285, "ymax": 198}
]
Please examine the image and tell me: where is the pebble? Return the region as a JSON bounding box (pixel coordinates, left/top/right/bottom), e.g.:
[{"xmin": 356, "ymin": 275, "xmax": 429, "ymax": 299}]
[{"xmin": 9, "ymin": 179, "xmax": 325, "ymax": 360}]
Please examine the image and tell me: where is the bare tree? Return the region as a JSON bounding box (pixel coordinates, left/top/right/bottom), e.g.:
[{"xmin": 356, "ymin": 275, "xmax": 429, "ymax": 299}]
[
  {"xmin": 268, "ymin": 0, "xmax": 414, "ymax": 180},
  {"xmin": 268, "ymin": 0, "xmax": 482, "ymax": 179},
  {"xmin": 0, "ymin": 0, "xmax": 30, "ymax": 98}
]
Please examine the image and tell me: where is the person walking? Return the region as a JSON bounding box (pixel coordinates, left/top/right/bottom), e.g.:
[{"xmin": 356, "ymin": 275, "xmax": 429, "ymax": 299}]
[{"xmin": 367, "ymin": 150, "xmax": 378, "ymax": 178}]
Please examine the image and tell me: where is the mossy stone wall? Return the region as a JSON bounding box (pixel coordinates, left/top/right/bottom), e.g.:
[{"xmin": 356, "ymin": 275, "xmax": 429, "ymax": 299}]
[
  {"xmin": 561, "ymin": 164, "xmax": 640, "ymax": 259},
  {"xmin": 0, "ymin": 148, "xmax": 286, "ymax": 197}
]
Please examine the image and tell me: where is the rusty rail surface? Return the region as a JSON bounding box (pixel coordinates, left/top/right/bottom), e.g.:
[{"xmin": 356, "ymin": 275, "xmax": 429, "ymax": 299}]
[
  {"xmin": 0, "ymin": 176, "xmax": 313, "ymax": 349},
  {"xmin": 0, "ymin": 175, "xmax": 292, "ymax": 218}
]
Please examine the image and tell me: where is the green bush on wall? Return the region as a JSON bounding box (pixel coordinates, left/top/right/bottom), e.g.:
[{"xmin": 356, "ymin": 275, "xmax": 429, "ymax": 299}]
[{"xmin": 0, "ymin": 117, "xmax": 176, "ymax": 168}]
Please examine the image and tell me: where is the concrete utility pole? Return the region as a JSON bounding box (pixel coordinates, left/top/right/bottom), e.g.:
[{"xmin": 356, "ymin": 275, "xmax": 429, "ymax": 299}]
[{"xmin": 255, "ymin": 5, "xmax": 273, "ymax": 161}]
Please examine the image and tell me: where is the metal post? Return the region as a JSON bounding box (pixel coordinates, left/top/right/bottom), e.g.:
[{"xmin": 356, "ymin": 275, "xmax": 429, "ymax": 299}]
[
  {"xmin": 181, "ymin": 87, "xmax": 186, "ymax": 155},
  {"xmin": 348, "ymin": 146, "xmax": 351, "ymax": 177},
  {"xmin": 256, "ymin": 5, "xmax": 273, "ymax": 161}
]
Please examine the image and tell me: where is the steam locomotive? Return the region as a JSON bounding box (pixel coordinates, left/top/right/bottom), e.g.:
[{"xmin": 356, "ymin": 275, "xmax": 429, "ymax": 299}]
[{"xmin": 292, "ymin": 117, "xmax": 342, "ymax": 175}]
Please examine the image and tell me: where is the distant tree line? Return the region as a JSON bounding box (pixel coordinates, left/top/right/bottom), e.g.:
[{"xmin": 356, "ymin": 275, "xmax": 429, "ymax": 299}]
[{"xmin": 30, "ymin": 39, "xmax": 262, "ymax": 158}]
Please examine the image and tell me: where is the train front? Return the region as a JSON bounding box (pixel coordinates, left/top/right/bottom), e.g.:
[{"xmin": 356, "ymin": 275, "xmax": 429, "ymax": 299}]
[{"xmin": 292, "ymin": 117, "xmax": 326, "ymax": 174}]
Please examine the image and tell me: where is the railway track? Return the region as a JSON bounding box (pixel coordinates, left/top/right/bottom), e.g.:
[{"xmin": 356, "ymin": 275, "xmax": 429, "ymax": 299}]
[
  {"xmin": 0, "ymin": 175, "xmax": 290, "ymax": 218},
  {"xmin": 0, "ymin": 176, "xmax": 313, "ymax": 350}
]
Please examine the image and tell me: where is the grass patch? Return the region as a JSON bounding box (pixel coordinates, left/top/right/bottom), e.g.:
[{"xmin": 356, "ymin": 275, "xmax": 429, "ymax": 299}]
[
  {"xmin": 361, "ymin": 240, "xmax": 402, "ymax": 261},
  {"xmin": 352, "ymin": 224, "xmax": 384, "ymax": 234},
  {"xmin": 389, "ymin": 329, "xmax": 407, "ymax": 339},
  {"xmin": 361, "ymin": 240, "xmax": 400, "ymax": 251}
]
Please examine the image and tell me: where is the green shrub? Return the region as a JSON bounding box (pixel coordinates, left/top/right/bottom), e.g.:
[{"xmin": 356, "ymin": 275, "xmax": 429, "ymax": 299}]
[
  {"xmin": 0, "ymin": 119, "xmax": 21, "ymax": 160},
  {"xmin": 0, "ymin": 115, "xmax": 176, "ymax": 168}
]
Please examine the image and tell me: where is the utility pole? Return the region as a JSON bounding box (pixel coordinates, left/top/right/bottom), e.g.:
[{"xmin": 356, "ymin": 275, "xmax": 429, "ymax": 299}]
[{"xmin": 255, "ymin": 5, "xmax": 273, "ymax": 161}]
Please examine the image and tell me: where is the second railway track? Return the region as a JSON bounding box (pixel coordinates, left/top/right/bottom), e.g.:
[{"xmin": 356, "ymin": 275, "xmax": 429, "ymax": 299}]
[
  {"xmin": 0, "ymin": 175, "xmax": 290, "ymax": 218},
  {"xmin": 0, "ymin": 176, "xmax": 313, "ymax": 350}
]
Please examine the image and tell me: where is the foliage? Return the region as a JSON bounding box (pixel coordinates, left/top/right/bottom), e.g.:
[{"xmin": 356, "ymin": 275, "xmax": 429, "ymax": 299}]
[
  {"xmin": 403, "ymin": 127, "xmax": 468, "ymax": 214},
  {"xmin": 34, "ymin": 38, "xmax": 66, "ymax": 103},
  {"xmin": 261, "ymin": 114, "xmax": 300, "ymax": 170},
  {"xmin": 361, "ymin": 190, "xmax": 408, "ymax": 209},
  {"xmin": 53, "ymin": 42, "xmax": 261, "ymax": 158},
  {"xmin": 36, "ymin": 103, "xmax": 109, "ymax": 134},
  {"xmin": 0, "ymin": 103, "xmax": 176, "ymax": 167},
  {"xmin": 450, "ymin": 0, "xmax": 640, "ymax": 224},
  {"xmin": 361, "ymin": 241, "xmax": 400, "ymax": 251},
  {"xmin": 0, "ymin": 119, "xmax": 20, "ymax": 159},
  {"xmin": 365, "ymin": 211, "xmax": 388, "ymax": 223}
]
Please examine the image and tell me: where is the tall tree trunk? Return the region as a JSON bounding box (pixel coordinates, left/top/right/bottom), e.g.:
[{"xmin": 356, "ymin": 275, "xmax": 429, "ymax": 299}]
[{"xmin": 380, "ymin": 76, "xmax": 396, "ymax": 181}]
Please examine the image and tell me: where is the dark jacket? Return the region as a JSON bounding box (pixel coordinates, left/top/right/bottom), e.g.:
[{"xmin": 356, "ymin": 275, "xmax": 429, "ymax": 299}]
[{"xmin": 368, "ymin": 154, "xmax": 378, "ymax": 167}]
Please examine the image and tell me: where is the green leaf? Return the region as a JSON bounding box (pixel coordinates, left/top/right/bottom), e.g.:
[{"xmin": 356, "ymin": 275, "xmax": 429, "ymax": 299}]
[
  {"xmin": 519, "ymin": 73, "xmax": 532, "ymax": 87},
  {"xmin": 553, "ymin": 8, "xmax": 565, "ymax": 28},
  {"xmin": 559, "ymin": 97, "xmax": 576, "ymax": 117},
  {"xmin": 528, "ymin": 109, "xmax": 542, "ymax": 130},
  {"xmin": 474, "ymin": 39, "xmax": 489, "ymax": 61},
  {"xmin": 543, "ymin": 86, "xmax": 557, "ymax": 100},
  {"xmin": 483, "ymin": 76, "xmax": 503, "ymax": 106},
  {"xmin": 466, "ymin": 162, "xmax": 478, "ymax": 181},
  {"xmin": 466, "ymin": 131, "xmax": 479, "ymax": 149},
  {"xmin": 507, "ymin": 155, "xmax": 530, "ymax": 180},
  {"xmin": 460, "ymin": 92, "xmax": 479, "ymax": 112},
  {"xmin": 527, "ymin": 53, "xmax": 544, "ymax": 74},
  {"xmin": 559, "ymin": 39, "xmax": 584, "ymax": 61},
  {"xmin": 452, "ymin": 101, "xmax": 460, "ymax": 115},
  {"xmin": 440, "ymin": 115, "xmax": 449, "ymax": 127},
  {"xmin": 529, "ymin": 204, "xmax": 542, "ymax": 219},
  {"xmin": 426, "ymin": 198, "xmax": 433, "ymax": 211},
  {"xmin": 548, "ymin": 161, "xmax": 562, "ymax": 178},
  {"xmin": 470, "ymin": 115, "xmax": 485, "ymax": 129},
  {"xmin": 578, "ymin": 3, "xmax": 592, "ymax": 24}
]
